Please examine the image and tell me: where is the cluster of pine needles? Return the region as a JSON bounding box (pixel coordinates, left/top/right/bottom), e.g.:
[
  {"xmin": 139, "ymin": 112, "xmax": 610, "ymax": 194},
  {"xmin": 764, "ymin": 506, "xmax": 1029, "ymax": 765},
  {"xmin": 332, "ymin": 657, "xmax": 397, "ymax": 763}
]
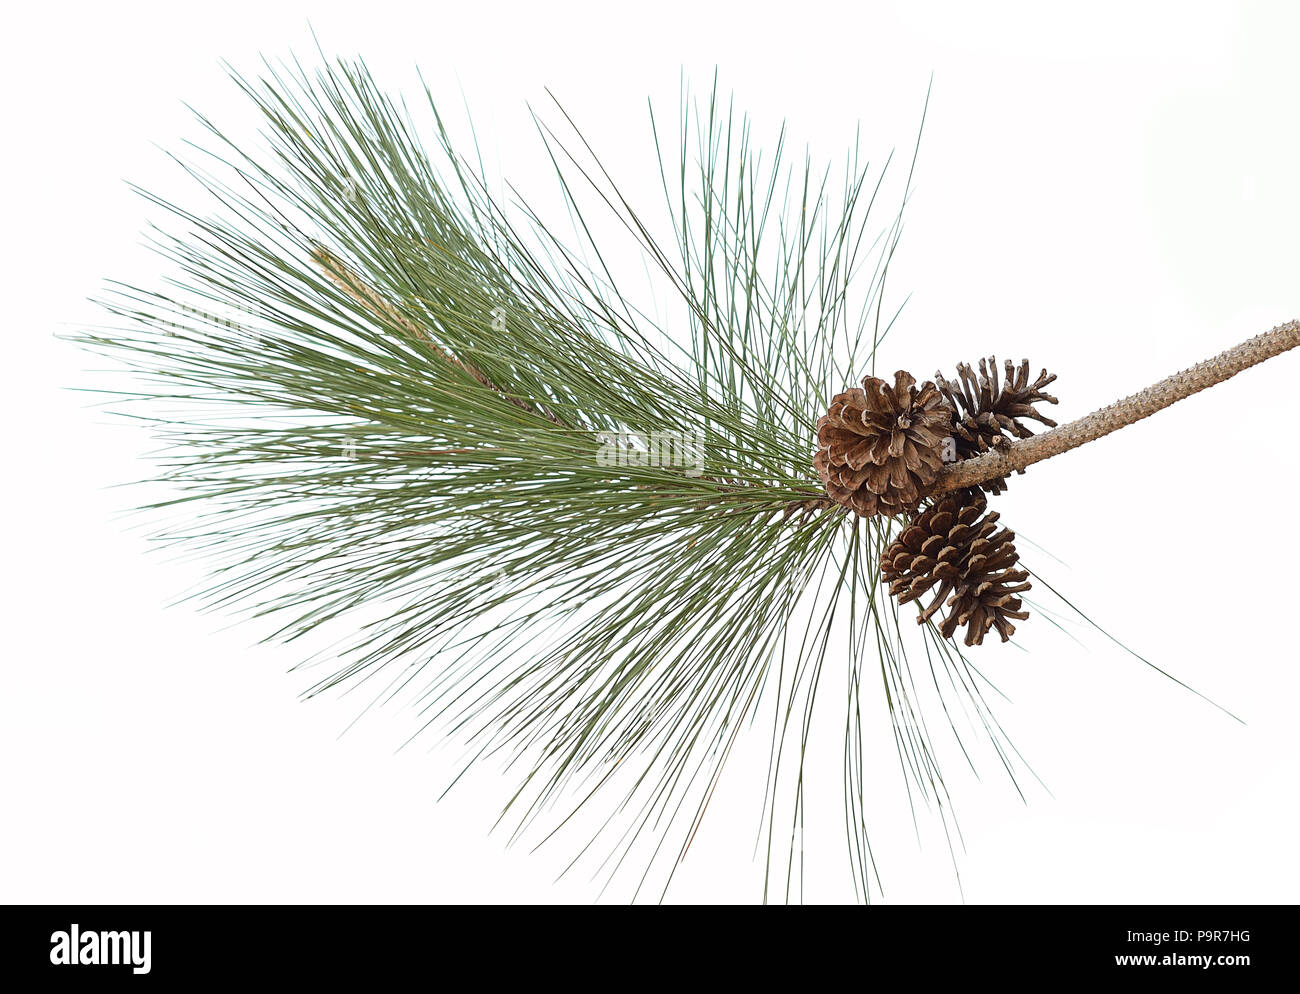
[{"xmin": 80, "ymin": 57, "xmax": 1128, "ymax": 901}]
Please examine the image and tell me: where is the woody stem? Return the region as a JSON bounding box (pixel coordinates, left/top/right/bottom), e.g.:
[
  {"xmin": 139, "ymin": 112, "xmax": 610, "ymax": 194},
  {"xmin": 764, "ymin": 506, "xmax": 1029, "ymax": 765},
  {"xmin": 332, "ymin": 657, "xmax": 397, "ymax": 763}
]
[
  {"xmin": 311, "ymin": 245, "xmax": 569, "ymax": 427},
  {"xmin": 931, "ymin": 319, "xmax": 1300, "ymax": 496}
]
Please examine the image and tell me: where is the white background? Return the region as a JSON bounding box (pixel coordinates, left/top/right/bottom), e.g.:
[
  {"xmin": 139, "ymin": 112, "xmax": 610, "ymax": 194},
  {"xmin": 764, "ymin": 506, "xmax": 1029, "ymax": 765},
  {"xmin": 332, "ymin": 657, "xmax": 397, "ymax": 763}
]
[{"xmin": 3, "ymin": 1, "xmax": 1298, "ymax": 903}]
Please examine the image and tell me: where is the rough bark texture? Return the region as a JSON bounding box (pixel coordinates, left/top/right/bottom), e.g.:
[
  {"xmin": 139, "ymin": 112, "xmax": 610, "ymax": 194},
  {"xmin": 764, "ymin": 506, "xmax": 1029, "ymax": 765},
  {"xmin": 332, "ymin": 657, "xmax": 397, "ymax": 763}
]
[{"xmin": 931, "ymin": 320, "xmax": 1300, "ymax": 496}]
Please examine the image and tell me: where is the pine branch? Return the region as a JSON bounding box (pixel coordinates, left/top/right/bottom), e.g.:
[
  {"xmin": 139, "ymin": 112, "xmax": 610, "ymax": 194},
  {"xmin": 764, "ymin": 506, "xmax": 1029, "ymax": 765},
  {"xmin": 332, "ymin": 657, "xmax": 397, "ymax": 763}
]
[
  {"xmin": 314, "ymin": 243, "xmax": 842, "ymax": 516},
  {"xmin": 311, "ymin": 243, "xmax": 570, "ymax": 427},
  {"xmin": 75, "ymin": 57, "xmax": 1047, "ymax": 901},
  {"xmin": 931, "ymin": 319, "xmax": 1300, "ymax": 494}
]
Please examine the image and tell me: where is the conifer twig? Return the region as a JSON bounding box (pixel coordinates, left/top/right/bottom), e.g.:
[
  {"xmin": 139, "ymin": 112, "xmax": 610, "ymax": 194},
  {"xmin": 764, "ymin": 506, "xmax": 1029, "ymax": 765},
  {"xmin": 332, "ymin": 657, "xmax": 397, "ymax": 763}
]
[
  {"xmin": 931, "ymin": 320, "xmax": 1300, "ymax": 495},
  {"xmin": 312, "ymin": 244, "xmax": 568, "ymax": 427}
]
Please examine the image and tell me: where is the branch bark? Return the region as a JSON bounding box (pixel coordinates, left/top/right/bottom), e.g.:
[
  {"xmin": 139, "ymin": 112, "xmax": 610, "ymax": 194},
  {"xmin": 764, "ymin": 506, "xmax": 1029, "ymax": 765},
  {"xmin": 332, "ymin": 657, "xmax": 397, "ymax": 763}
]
[{"xmin": 930, "ymin": 319, "xmax": 1300, "ymax": 496}]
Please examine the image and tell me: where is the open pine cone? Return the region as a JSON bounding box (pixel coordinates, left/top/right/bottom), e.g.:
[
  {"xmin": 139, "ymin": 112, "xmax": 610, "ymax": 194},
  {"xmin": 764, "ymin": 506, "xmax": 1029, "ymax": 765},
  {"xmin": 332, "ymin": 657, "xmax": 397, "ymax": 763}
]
[
  {"xmin": 880, "ymin": 489, "xmax": 1031, "ymax": 646},
  {"xmin": 934, "ymin": 358, "xmax": 1058, "ymax": 494},
  {"xmin": 813, "ymin": 371, "xmax": 952, "ymax": 517}
]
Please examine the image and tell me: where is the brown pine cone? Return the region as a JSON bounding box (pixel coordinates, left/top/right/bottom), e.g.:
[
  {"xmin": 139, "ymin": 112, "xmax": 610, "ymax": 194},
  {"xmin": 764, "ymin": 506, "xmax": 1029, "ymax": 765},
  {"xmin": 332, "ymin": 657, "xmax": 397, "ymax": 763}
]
[
  {"xmin": 934, "ymin": 358, "xmax": 1059, "ymax": 494},
  {"xmin": 880, "ymin": 489, "xmax": 1031, "ymax": 646},
  {"xmin": 813, "ymin": 371, "xmax": 952, "ymax": 517}
]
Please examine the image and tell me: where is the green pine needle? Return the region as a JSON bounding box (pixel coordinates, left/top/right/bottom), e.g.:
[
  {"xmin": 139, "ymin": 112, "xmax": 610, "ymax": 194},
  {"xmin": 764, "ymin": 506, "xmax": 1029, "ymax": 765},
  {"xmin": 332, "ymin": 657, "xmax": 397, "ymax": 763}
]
[{"xmin": 78, "ymin": 55, "xmax": 1037, "ymax": 902}]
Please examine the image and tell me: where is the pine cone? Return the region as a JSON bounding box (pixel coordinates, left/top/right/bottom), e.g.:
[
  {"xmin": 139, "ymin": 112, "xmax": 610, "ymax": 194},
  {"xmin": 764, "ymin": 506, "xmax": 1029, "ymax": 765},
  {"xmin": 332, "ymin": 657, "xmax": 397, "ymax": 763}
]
[
  {"xmin": 934, "ymin": 358, "xmax": 1059, "ymax": 494},
  {"xmin": 814, "ymin": 371, "xmax": 952, "ymax": 517},
  {"xmin": 880, "ymin": 490, "xmax": 1031, "ymax": 646}
]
